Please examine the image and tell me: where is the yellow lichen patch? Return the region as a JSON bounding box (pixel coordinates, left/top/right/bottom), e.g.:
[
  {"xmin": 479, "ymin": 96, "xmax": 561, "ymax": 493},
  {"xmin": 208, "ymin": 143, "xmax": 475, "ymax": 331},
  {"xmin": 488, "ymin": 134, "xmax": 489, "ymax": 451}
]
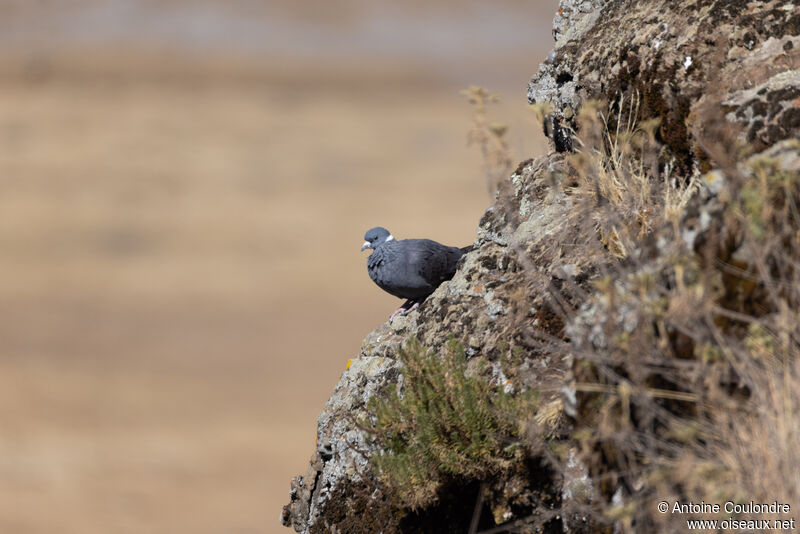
[{"xmin": 346, "ymin": 359, "xmax": 353, "ymax": 370}]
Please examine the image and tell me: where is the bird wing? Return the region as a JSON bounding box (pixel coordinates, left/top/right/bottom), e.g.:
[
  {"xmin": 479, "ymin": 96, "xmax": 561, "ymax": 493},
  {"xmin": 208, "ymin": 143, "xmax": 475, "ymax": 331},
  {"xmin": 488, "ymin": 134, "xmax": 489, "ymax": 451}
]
[{"xmin": 403, "ymin": 239, "xmax": 462, "ymax": 286}]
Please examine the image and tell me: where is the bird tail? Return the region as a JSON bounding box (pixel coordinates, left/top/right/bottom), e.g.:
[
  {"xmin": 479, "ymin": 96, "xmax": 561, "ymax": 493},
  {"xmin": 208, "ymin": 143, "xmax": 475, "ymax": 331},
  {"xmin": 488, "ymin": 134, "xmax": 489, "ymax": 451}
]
[{"xmin": 460, "ymin": 244, "xmax": 475, "ymax": 254}]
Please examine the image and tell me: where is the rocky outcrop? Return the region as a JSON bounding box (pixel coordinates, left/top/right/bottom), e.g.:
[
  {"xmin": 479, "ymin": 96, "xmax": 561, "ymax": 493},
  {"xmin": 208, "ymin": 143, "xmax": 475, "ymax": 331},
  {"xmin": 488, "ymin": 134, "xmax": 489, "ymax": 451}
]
[
  {"xmin": 282, "ymin": 154, "xmax": 579, "ymax": 533},
  {"xmin": 283, "ymin": 0, "xmax": 800, "ymax": 531},
  {"xmin": 723, "ymin": 67, "xmax": 800, "ymax": 152},
  {"xmin": 529, "ymin": 0, "xmax": 800, "ymax": 170}
]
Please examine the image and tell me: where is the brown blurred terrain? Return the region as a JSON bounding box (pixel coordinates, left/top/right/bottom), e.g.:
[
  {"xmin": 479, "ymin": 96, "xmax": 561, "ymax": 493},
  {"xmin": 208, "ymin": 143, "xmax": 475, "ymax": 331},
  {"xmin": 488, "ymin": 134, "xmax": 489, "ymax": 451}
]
[{"xmin": 0, "ymin": 1, "xmax": 554, "ymax": 532}]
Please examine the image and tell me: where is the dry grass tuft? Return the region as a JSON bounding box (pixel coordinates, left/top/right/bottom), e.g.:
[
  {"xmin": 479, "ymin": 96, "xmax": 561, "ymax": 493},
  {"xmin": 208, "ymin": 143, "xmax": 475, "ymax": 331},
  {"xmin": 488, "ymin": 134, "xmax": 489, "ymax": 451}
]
[
  {"xmin": 462, "ymin": 86, "xmax": 515, "ymax": 200},
  {"xmin": 568, "ymin": 93, "xmax": 699, "ymax": 258},
  {"xmin": 516, "ymin": 91, "xmax": 800, "ymax": 531}
]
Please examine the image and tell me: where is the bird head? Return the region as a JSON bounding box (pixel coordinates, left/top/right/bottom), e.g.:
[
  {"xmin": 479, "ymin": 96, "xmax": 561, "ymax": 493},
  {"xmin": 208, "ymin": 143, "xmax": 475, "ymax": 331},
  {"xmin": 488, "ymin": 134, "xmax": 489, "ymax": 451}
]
[{"xmin": 361, "ymin": 227, "xmax": 393, "ymax": 251}]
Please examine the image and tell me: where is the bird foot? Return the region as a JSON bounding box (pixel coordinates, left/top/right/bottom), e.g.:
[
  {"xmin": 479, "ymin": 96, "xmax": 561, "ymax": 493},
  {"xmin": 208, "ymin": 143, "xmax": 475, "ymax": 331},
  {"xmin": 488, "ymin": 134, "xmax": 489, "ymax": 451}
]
[{"xmin": 389, "ymin": 300, "xmax": 421, "ymax": 322}]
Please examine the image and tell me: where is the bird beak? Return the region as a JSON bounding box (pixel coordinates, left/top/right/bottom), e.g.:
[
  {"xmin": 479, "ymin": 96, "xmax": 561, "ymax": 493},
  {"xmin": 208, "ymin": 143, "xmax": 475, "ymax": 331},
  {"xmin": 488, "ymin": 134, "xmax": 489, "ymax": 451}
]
[{"xmin": 361, "ymin": 241, "xmax": 371, "ymax": 252}]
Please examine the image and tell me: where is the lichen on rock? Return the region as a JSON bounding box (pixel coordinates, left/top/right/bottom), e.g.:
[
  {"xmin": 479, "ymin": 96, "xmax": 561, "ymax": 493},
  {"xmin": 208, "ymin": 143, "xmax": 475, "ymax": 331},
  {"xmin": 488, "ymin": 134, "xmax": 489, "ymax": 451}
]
[{"xmin": 529, "ymin": 0, "xmax": 800, "ymax": 171}]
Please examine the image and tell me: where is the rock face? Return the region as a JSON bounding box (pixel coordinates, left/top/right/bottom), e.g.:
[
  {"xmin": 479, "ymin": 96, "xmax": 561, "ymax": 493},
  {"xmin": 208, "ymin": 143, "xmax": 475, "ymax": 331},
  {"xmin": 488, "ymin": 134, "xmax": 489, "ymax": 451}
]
[
  {"xmin": 282, "ymin": 155, "xmax": 580, "ymax": 533},
  {"xmin": 529, "ymin": 0, "xmax": 800, "ymax": 170},
  {"xmin": 283, "ymin": 0, "xmax": 800, "ymax": 532}
]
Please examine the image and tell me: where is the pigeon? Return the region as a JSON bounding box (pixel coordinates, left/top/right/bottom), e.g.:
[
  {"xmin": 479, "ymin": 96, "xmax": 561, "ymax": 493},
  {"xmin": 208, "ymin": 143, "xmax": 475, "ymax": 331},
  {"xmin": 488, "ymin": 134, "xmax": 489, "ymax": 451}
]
[{"xmin": 361, "ymin": 227, "xmax": 472, "ymax": 320}]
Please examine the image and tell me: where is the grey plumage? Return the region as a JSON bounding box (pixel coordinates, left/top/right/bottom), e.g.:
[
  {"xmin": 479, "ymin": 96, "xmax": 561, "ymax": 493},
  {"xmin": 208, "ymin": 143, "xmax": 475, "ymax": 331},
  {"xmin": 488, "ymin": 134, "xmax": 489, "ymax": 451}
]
[{"xmin": 361, "ymin": 226, "xmax": 471, "ymax": 318}]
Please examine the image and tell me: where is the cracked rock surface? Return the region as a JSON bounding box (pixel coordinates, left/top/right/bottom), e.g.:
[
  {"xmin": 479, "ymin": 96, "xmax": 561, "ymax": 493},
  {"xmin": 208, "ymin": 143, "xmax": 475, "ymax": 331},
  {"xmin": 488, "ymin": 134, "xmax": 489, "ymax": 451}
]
[{"xmin": 529, "ymin": 0, "xmax": 800, "ymax": 170}]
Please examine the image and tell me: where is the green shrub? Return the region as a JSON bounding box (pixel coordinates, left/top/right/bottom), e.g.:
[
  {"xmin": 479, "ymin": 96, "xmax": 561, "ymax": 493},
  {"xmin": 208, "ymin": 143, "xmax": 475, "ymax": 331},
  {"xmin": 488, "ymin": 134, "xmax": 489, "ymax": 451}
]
[{"xmin": 364, "ymin": 338, "xmax": 537, "ymax": 509}]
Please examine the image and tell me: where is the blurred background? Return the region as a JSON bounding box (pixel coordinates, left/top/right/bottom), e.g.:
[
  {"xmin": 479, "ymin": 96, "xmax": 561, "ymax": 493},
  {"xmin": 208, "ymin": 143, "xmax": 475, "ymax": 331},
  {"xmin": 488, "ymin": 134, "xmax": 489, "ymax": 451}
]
[{"xmin": 0, "ymin": 1, "xmax": 555, "ymax": 532}]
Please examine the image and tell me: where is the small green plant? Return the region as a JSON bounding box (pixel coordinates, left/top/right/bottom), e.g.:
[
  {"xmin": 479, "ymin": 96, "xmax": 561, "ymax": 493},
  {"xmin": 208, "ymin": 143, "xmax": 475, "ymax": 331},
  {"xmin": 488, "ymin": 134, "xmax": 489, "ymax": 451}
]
[
  {"xmin": 363, "ymin": 338, "xmax": 537, "ymax": 509},
  {"xmin": 737, "ymin": 143, "xmax": 800, "ymax": 240}
]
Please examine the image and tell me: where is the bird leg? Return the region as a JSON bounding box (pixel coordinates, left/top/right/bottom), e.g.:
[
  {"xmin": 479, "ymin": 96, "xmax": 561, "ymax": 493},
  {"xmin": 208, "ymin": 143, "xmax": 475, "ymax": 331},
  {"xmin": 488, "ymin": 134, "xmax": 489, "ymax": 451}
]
[{"xmin": 389, "ymin": 299, "xmax": 421, "ymax": 321}]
